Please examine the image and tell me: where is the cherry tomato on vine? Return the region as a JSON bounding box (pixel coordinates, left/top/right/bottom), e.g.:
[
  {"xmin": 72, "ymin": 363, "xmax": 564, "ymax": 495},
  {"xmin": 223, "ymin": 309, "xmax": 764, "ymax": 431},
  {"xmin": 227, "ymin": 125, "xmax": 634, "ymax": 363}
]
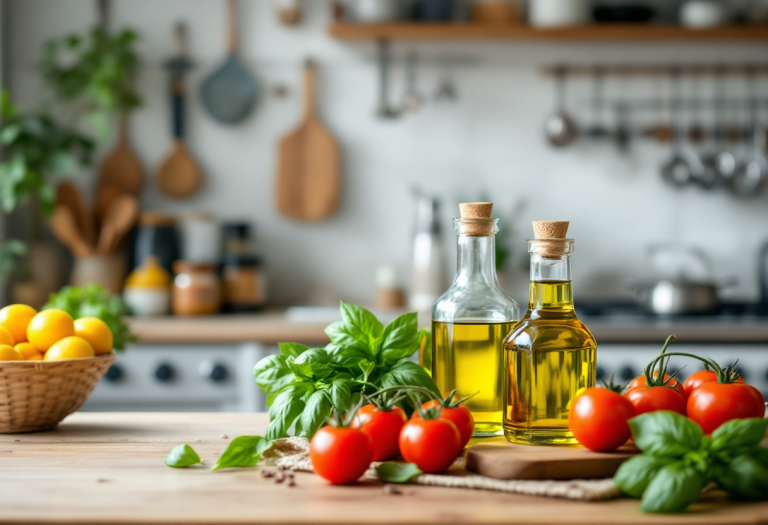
[
  {"xmin": 626, "ymin": 371, "xmax": 686, "ymax": 399},
  {"xmin": 687, "ymin": 382, "xmax": 766, "ymax": 435},
  {"xmin": 310, "ymin": 424, "xmax": 373, "ymax": 484},
  {"xmin": 352, "ymin": 404, "xmax": 407, "ymax": 461},
  {"xmin": 568, "ymin": 387, "xmax": 636, "ymax": 451},
  {"xmin": 412, "ymin": 395, "xmax": 474, "ymax": 449},
  {"xmin": 624, "ymin": 385, "xmax": 687, "ymax": 416},
  {"xmin": 683, "ymin": 369, "xmax": 743, "ymax": 399},
  {"xmin": 399, "ymin": 417, "xmax": 460, "ymax": 473}
]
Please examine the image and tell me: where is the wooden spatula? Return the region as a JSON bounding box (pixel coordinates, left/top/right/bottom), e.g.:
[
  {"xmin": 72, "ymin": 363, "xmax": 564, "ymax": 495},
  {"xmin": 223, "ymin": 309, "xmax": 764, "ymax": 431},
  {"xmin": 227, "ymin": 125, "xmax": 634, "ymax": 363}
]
[
  {"xmin": 98, "ymin": 115, "xmax": 143, "ymax": 195},
  {"xmin": 276, "ymin": 60, "xmax": 340, "ymax": 221},
  {"xmin": 50, "ymin": 205, "xmax": 92, "ymax": 258},
  {"xmin": 98, "ymin": 194, "xmax": 139, "ymax": 254},
  {"xmin": 56, "ymin": 181, "xmax": 97, "ymax": 246}
]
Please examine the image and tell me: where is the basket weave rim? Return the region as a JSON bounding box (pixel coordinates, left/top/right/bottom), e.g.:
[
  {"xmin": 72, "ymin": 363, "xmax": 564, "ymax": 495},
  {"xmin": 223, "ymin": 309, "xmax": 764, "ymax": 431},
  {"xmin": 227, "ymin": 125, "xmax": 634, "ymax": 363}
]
[{"xmin": 0, "ymin": 350, "xmax": 116, "ymax": 367}]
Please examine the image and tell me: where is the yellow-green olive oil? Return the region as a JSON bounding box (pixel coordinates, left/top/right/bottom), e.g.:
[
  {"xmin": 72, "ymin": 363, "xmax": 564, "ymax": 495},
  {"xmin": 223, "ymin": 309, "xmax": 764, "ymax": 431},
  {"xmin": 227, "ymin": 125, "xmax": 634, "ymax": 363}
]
[{"xmin": 432, "ymin": 320, "xmax": 516, "ymax": 436}]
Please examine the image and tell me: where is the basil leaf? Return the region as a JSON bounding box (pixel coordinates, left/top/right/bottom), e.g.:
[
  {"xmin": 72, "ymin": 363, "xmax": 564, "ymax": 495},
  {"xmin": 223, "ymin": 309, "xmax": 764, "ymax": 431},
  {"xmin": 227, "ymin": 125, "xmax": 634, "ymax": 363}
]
[
  {"xmin": 754, "ymin": 447, "xmax": 768, "ymax": 467},
  {"xmin": 330, "ymin": 377, "xmax": 354, "ymax": 412},
  {"xmin": 325, "ymin": 322, "xmax": 375, "ymax": 360},
  {"xmin": 377, "ymin": 462, "xmax": 423, "ymax": 484},
  {"xmin": 266, "ymin": 383, "xmax": 313, "ymax": 440},
  {"xmin": 640, "ymin": 462, "xmax": 705, "ymax": 514},
  {"xmin": 212, "ymin": 436, "xmax": 271, "ymax": 471},
  {"xmin": 710, "ymin": 418, "xmax": 768, "ymax": 454},
  {"xmin": 279, "ymin": 342, "xmax": 309, "ymax": 358},
  {"xmin": 380, "ymin": 360, "xmax": 439, "ymax": 396},
  {"xmin": 300, "ymin": 389, "xmax": 333, "ymax": 438},
  {"xmin": 713, "ymin": 454, "xmax": 768, "ymax": 501},
  {"xmin": 630, "ymin": 411, "xmax": 703, "ymax": 457},
  {"xmin": 287, "ymin": 348, "xmax": 333, "ymax": 381},
  {"xmin": 325, "ymin": 302, "xmax": 383, "ymax": 356},
  {"xmin": 165, "ymin": 444, "xmax": 202, "ymax": 468},
  {"xmin": 254, "ymin": 354, "xmax": 294, "ymax": 400},
  {"xmin": 326, "ymin": 343, "xmax": 373, "ymax": 370},
  {"xmin": 613, "ymin": 454, "xmax": 671, "ymax": 498},
  {"xmin": 380, "ymin": 312, "xmax": 419, "ymax": 366}
]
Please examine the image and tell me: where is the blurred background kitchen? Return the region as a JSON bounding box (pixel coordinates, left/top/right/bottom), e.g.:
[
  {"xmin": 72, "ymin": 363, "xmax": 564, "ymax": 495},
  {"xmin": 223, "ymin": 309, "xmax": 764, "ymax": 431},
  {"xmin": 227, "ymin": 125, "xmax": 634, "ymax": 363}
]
[{"xmin": 2, "ymin": 0, "xmax": 768, "ymax": 411}]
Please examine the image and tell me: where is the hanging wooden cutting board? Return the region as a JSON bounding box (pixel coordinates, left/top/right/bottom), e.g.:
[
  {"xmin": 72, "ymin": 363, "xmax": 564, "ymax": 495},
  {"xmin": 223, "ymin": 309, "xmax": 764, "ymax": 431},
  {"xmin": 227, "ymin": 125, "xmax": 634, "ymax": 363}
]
[
  {"xmin": 466, "ymin": 439, "xmax": 638, "ymax": 480},
  {"xmin": 276, "ymin": 59, "xmax": 340, "ymax": 221}
]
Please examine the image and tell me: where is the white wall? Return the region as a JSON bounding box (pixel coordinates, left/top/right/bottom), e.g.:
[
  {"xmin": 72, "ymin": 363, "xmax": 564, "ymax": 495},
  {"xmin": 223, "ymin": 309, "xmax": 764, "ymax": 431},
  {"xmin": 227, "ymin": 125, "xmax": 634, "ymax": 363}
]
[{"xmin": 7, "ymin": 0, "xmax": 768, "ymax": 306}]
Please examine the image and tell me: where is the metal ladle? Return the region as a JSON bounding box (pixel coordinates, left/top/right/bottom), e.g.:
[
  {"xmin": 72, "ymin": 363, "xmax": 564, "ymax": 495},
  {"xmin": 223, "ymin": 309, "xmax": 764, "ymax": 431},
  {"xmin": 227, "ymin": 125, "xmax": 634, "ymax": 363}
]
[
  {"xmin": 401, "ymin": 51, "xmax": 423, "ymax": 113},
  {"xmin": 661, "ymin": 70, "xmax": 694, "ymax": 187},
  {"xmin": 731, "ymin": 69, "xmax": 767, "ymax": 196},
  {"xmin": 544, "ymin": 67, "xmax": 578, "ymax": 147},
  {"xmin": 699, "ymin": 69, "xmax": 736, "ymax": 189}
]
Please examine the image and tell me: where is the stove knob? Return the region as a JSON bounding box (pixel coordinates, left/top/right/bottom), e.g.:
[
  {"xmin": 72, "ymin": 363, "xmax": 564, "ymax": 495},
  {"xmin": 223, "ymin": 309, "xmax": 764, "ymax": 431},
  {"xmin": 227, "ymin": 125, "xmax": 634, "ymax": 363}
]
[
  {"xmin": 619, "ymin": 366, "xmax": 638, "ymax": 382},
  {"xmin": 595, "ymin": 366, "xmax": 606, "ymax": 382},
  {"xmin": 200, "ymin": 361, "xmax": 229, "ymax": 383},
  {"xmin": 154, "ymin": 363, "xmax": 175, "ymax": 383},
  {"xmin": 105, "ymin": 364, "xmax": 124, "ymax": 383}
]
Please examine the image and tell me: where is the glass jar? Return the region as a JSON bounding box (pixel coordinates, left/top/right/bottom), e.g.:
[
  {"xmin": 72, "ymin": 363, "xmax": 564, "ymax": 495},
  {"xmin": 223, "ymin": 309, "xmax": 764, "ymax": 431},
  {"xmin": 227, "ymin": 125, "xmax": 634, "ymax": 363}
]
[
  {"xmin": 431, "ymin": 203, "xmax": 519, "ymax": 437},
  {"xmin": 221, "ymin": 255, "xmax": 266, "ymax": 312},
  {"xmin": 172, "ymin": 261, "xmax": 221, "ymax": 316},
  {"xmin": 503, "ymin": 222, "xmax": 597, "ymax": 445}
]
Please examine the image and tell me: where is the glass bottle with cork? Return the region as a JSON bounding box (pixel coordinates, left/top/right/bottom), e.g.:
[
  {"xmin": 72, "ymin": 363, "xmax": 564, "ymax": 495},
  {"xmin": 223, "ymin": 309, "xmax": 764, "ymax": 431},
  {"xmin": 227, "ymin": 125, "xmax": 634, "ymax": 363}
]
[
  {"xmin": 431, "ymin": 202, "xmax": 519, "ymax": 437},
  {"xmin": 503, "ymin": 221, "xmax": 596, "ymax": 445}
]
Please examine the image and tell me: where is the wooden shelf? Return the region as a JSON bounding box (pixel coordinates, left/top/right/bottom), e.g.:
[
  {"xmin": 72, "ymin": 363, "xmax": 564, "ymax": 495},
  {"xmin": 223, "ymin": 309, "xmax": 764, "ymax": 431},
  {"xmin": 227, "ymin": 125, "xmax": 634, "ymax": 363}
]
[{"xmin": 329, "ymin": 23, "xmax": 768, "ymax": 42}]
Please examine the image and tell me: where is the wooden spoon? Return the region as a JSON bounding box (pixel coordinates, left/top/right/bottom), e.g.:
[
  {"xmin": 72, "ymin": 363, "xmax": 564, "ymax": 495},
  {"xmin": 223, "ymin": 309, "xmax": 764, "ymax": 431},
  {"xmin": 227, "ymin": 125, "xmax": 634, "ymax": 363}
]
[
  {"xmin": 98, "ymin": 114, "xmax": 143, "ymax": 195},
  {"xmin": 50, "ymin": 205, "xmax": 92, "ymax": 257},
  {"xmin": 56, "ymin": 181, "xmax": 97, "ymax": 246},
  {"xmin": 98, "ymin": 194, "xmax": 139, "ymax": 254},
  {"xmin": 94, "ymin": 184, "xmax": 122, "ymax": 226}
]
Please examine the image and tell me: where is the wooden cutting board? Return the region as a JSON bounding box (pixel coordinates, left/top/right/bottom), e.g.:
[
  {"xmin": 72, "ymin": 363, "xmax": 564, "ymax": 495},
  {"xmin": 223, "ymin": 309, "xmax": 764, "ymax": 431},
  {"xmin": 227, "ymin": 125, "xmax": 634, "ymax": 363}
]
[
  {"xmin": 466, "ymin": 438, "xmax": 638, "ymax": 480},
  {"xmin": 276, "ymin": 59, "xmax": 340, "ymax": 221}
]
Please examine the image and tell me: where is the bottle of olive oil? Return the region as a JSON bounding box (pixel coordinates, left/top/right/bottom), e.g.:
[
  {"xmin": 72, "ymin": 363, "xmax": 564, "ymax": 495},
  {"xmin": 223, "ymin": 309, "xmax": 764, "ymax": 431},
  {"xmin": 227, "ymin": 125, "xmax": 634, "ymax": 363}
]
[
  {"xmin": 430, "ymin": 203, "xmax": 519, "ymax": 437},
  {"xmin": 503, "ymin": 221, "xmax": 596, "ymax": 445}
]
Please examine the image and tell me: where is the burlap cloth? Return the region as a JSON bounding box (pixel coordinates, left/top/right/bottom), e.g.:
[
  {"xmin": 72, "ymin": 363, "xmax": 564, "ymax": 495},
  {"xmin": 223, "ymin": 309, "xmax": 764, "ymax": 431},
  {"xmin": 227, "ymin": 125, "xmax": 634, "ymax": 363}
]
[{"xmin": 262, "ymin": 437, "xmax": 621, "ymax": 502}]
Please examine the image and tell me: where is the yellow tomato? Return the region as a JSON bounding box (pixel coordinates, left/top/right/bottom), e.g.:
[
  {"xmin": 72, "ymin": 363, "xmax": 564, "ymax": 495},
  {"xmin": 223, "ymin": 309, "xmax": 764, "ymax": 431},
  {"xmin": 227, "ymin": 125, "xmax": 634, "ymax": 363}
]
[
  {"xmin": 0, "ymin": 304, "xmax": 36, "ymax": 343},
  {"xmin": 44, "ymin": 336, "xmax": 94, "ymax": 360},
  {"xmin": 74, "ymin": 317, "xmax": 113, "ymax": 355},
  {"xmin": 27, "ymin": 309, "xmax": 75, "ymax": 351},
  {"xmin": 0, "ymin": 325, "xmax": 14, "ymax": 347},
  {"xmin": 14, "ymin": 342, "xmax": 42, "ymax": 360},
  {"xmin": 0, "ymin": 344, "xmax": 22, "ymax": 361}
]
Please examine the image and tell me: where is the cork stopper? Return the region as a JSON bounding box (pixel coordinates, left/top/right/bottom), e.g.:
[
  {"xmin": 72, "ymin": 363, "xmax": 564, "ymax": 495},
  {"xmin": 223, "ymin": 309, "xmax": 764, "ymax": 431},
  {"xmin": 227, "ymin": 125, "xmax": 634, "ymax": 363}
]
[
  {"xmin": 457, "ymin": 202, "xmax": 496, "ymax": 236},
  {"xmin": 532, "ymin": 221, "xmax": 569, "ymax": 239},
  {"xmin": 531, "ymin": 221, "xmax": 571, "ymax": 258}
]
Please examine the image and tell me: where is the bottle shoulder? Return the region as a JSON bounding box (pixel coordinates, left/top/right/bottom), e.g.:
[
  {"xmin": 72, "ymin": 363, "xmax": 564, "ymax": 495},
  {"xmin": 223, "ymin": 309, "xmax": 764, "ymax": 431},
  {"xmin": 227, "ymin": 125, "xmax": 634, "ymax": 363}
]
[
  {"xmin": 433, "ymin": 283, "xmax": 519, "ymax": 323},
  {"xmin": 504, "ymin": 315, "xmax": 596, "ymax": 351}
]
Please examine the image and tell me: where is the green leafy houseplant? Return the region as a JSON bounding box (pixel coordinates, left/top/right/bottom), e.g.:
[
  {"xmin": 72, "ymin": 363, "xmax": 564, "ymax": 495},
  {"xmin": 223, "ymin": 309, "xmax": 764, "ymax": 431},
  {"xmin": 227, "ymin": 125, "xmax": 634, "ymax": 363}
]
[
  {"xmin": 44, "ymin": 284, "xmax": 136, "ymax": 351},
  {"xmin": 254, "ymin": 302, "xmax": 438, "ymax": 440},
  {"xmin": 40, "ymin": 26, "xmax": 141, "ymax": 138}
]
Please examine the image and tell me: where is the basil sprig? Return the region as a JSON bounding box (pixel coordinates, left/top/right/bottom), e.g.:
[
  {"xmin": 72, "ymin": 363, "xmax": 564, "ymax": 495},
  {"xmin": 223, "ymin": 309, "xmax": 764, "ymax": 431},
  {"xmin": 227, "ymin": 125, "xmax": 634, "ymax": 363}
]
[
  {"xmin": 165, "ymin": 444, "xmax": 202, "ymax": 468},
  {"xmin": 255, "ymin": 302, "xmax": 439, "ymax": 440},
  {"xmin": 614, "ymin": 412, "xmax": 768, "ymax": 513},
  {"xmin": 376, "ymin": 462, "xmax": 423, "ymax": 484}
]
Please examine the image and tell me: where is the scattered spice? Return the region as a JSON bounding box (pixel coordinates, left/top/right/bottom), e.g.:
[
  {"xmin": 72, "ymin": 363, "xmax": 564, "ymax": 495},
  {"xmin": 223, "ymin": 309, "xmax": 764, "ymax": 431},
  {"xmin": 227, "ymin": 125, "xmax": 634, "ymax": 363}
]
[
  {"xmin": 286, "ymin": 478, "xmax": 296, "ymax": 487},
  {"xmin": 261, "ymin": 469, "xmax": 275, "ymax": 478},
  {"xmin": 220, "ymin": 434, "xmax": 228, "ymax": 440},
  {"xmin": 274, "ymin": 471, "xmax": 285, "ymax": 483},
  {"xmin": 384, "ymin": 485, "xmax": 402, "ymax": 495}
]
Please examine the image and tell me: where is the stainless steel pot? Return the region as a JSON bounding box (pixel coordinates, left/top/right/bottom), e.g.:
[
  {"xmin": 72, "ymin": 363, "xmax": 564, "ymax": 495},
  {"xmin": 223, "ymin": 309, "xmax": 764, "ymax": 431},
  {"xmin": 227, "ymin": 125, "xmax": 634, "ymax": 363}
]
[{"xmin": 630, "ymin": 279, "xmax": 720, "ymax": 316}]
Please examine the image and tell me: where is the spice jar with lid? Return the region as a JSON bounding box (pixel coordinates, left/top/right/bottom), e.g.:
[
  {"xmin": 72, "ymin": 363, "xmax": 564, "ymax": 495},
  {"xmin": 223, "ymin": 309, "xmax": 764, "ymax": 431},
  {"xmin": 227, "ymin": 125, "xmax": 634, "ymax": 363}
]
[
  {"xmin": 221, "ymin": 255, "xmax": 266, "ymax": 312},
  {"xmin": 172, "ymin": 261, "xmax": 222, "ymax": 316},
  {"xmin": 134, "ymin": 212, "xmax": 180, "ymax": 275},
  {"xmin": 124, "ymin": 256, "xmax": 172, "ymax": 316}
]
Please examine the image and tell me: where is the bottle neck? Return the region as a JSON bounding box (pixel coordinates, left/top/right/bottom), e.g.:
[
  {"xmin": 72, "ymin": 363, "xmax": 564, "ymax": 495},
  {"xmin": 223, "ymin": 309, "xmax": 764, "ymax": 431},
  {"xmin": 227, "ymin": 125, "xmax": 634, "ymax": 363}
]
[
  {"xmin": 455, "ymin": 235, "xmax": 498, "ymax": 287},
  {"xmin": 529, "ymin": 254, "xmax": 574, "ymax": 311}
]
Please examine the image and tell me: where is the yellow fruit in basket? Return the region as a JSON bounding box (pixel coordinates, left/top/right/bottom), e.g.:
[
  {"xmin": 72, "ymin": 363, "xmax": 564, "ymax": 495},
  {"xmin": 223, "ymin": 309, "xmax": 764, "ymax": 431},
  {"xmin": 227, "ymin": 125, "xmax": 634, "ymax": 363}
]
[
  {"xmin": 74, "ymin": 317, "xmax": 113, "ymax": 355},
  {"xmin": 27, "ymin": 309, "xmax": 75, "ymax": 351},
  {"xmin": 0, "ymin": 344, "xmax": 22, "ymax": 361},
  {"xmin": 44, "ymin": 336, "xmax": 94, "ymax": 361},
  {"xmin": 14, "ymin": 342, "xmax": 42, "ymax": 360},
  {"xmin": 0, "ymin": 304, "xmax": 35, "ymax": 343},
  {"xmin": 0, "ymin": 326, "xmax": 14, "ymax": 347},
  {"xmin": 26, "ymin": 354, "xmax": 43, "ymax": 361}
]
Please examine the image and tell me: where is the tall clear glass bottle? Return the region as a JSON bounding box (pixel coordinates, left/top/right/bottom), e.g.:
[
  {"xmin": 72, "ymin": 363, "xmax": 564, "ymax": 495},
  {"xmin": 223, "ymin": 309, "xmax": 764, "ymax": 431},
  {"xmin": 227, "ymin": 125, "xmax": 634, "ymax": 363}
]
[
  {"xmin": 503, "ymin": 221, "xmax": 596, "ymax": 445},
  {"xmin": 431, "ymin": 203, "xmax": 519, "ymax": 437}
]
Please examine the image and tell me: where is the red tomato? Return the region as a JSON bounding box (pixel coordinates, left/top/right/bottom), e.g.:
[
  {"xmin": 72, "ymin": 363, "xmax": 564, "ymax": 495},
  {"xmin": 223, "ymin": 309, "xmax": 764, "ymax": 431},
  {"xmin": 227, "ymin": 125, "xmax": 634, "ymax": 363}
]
[
  {"xmin": 413, "ymin": 400, "xmax": 474, "ymax": 449},
  {"xmin": 683, "ymin": 370, "xmax": 744, "ymax": 399},
  {"xmin": 568, "ymin": 387, "xmax": 636, "ymax": 452},
  {"xmin": 309, "ymin": 426, "xmax": 373, "ymax": 484},
  {"xmin": 627, "ymin": 371, "xmax": 686, "ymax": 399},
  {"xmin": 352, "ymin": 404, "xmax": 407, "ymax": 461},
  {"xmin": 399, "ymin": 418, "xmax": 460, "ymax": 473},
  {"xmin": 624, "ymin": 386, "xmax": 687, "ymax": 416},
  {"xmin": 687, "ymin": 382, "xmax": 766, "ymax": 435}
]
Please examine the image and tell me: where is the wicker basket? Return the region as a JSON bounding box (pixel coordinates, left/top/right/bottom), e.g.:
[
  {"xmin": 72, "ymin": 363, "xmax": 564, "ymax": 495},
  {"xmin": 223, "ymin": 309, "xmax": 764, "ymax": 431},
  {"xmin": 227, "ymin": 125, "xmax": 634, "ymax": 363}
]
[{"xmin": 0, "ymin": 351, "xmax": 115, "ymax": 433}]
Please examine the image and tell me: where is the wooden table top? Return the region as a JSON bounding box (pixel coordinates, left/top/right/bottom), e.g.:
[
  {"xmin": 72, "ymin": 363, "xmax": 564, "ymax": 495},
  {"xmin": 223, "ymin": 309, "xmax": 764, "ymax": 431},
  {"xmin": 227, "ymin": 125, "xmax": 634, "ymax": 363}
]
[{"xmin": 1, "ymin": 412, "xmax": 766, "ymax": 525}]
